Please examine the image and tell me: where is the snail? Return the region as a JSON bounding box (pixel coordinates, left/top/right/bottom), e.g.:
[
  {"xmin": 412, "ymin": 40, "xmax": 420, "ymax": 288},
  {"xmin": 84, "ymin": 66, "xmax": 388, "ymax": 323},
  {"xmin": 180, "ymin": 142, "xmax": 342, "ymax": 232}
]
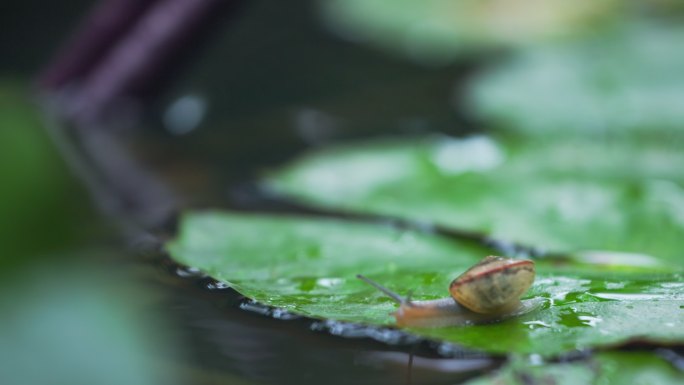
[{"xmin": 358, "ymin": 256, "xmax": 539, "ymax": 327}]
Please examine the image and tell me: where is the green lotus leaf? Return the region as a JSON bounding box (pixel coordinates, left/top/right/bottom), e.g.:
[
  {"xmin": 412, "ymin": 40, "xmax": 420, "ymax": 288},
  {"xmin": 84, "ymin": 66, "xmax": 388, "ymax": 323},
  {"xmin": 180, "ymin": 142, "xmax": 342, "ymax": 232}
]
[
  {"xmin": 166, "ymin": 211, "xmax": 684, "ymax": 355},
  {"xmin": 265, "ymin": 135, "xmax": 684, "ymax": 263},
  {"xmin": 470, "ymin": 22, "xmax": 684, "ymax": 137}
]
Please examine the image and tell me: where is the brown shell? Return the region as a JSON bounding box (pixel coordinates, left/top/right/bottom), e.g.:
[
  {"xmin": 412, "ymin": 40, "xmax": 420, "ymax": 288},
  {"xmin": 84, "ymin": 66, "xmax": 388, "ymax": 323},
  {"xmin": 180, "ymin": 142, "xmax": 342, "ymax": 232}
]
[{"xmin": 448, "ymin": 256, "xmax": 535, "ymax": 314}]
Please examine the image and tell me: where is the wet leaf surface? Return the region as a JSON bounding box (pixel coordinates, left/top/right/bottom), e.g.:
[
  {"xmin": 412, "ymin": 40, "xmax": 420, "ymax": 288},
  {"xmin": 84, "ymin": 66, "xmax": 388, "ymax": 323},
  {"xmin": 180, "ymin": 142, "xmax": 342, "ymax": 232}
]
[{"xmin": 167, "ymin": 211, "xmax": 684, "ymax": 355}]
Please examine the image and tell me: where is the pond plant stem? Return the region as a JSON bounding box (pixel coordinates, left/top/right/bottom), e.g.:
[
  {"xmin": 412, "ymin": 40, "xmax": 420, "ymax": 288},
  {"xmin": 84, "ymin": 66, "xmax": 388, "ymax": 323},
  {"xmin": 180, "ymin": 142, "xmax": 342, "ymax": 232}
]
[{"xmin": 36, "ymin": 0, "xmax": 243, "ymax": 235}]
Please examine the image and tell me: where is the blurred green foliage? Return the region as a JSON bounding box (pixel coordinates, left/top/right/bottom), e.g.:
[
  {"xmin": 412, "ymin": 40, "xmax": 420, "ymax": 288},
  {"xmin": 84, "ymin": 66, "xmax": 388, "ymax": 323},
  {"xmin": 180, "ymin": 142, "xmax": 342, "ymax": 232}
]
[
  {"xmin": 0, "ymin": 265, "xmax": 178, "ymax": 385},
  {"xmin": 266, "ymin": 135, "xmax": 684, "ymax": 262},
  {"xmin": 0, "ymin": 82, "xmax": 96, "ymax": 272},
  {"xmin": 319, "ymin": 0, "xmax": 621, "ymax": 64},
  {"xmin": 470, "ymin": 22, "xmax": 684, "ymax": 137},
  {"xmin": 0, "ymin": 80, "xmax": 182, "ymax": 385}
]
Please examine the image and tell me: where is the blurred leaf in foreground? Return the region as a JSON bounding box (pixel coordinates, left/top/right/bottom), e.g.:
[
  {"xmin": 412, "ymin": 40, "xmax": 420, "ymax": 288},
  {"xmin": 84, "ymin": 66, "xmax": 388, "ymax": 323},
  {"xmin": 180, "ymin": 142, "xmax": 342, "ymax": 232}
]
[
  {"xmin": 0, "ymin": 264, "xmax": 178, "ymax": 385},
  {"xmin": 0, "ymin": 81, "xmax": 96, "ymax": 272}
]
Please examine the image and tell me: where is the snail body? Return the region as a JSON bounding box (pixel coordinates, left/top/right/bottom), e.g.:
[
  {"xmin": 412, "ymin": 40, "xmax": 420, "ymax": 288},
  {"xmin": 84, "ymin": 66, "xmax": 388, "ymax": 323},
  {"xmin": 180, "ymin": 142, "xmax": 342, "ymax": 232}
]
[{"xmin": 358, "ymin": 256, "xmax": 538, "ymax": 328}]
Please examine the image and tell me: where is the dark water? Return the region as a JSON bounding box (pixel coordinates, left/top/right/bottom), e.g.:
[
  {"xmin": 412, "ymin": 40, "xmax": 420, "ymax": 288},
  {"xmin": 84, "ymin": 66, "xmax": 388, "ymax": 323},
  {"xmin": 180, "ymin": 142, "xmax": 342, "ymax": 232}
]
[{"xmin": 140, "ymin": 256, "xmax": 503, "ymax": 385}]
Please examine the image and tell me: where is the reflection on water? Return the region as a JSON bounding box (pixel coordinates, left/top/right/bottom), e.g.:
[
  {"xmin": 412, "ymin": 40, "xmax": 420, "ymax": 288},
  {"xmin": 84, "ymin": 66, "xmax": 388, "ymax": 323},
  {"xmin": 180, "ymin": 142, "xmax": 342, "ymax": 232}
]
[
  {"xmin": 557, "ymin": 308, "xmax": 598, "ymax": 328},
  {"xmin": 163, "ymin": 94, "xmax": 207, "ymax": 136},
  {"xmin": 592, "ymin": 293, "xmax": 671, "ymax": 301}
]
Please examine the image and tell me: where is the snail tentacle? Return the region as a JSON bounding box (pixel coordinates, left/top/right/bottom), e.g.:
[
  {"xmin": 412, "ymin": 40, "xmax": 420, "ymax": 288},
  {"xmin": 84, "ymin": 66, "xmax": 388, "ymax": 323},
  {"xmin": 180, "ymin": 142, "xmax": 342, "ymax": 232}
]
[{"xmin": 356, "ymin": 274, "xmax": 414, "ymax": 306}]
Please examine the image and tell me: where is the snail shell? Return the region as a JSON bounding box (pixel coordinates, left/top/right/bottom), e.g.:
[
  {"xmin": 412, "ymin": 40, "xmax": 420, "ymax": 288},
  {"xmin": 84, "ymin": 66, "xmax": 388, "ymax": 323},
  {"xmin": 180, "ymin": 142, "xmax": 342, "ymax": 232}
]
[{"xmin": 449, "ymin": 256, "xmax": 535, "ymax": 314}]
